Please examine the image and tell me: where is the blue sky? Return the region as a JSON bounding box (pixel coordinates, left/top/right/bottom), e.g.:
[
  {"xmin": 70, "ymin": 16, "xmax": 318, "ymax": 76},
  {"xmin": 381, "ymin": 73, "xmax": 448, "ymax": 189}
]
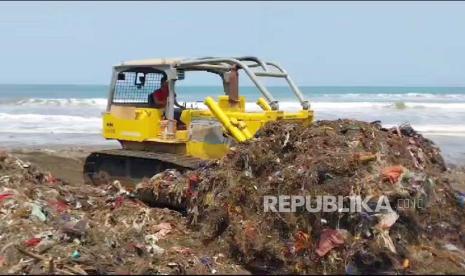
[{"xmin": 0, "ymin": 1, "xmax": 464, "ymax": 86}]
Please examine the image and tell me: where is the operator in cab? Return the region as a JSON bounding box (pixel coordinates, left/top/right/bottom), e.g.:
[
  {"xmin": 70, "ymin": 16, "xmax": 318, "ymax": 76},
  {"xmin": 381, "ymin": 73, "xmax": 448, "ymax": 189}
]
[
  {"xmin": 148, "ymin": 75, "xmax": 186, "ymax": 128},
  {"xmin": 148, "ymin": 75, "xmax": 169, "ymax": 108},
  {"xmin": 148, "ymin": 75, "xmax": 185, "ymax": 110}
]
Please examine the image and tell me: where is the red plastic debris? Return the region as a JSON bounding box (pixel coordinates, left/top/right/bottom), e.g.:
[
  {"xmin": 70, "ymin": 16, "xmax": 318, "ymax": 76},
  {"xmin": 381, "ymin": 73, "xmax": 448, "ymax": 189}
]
[
  {"xmin": 382, "ymin": 165, "xmax": 406, "ymax": 184},
  {"xmin": 294, "ymin": 231, "xmax": 311, "ymax": 254},
  {"xmin": 0, "ymin": 193, "xmax": 14, "ymax": 201},
  {"xmin": 113, "ymin": 196, "xmax": 125, "ymax": 209},
  {"xmin": 316, "ymin": 229, "xmax": 346, "ymax": 257},
  {"xmin": 187, "ymin": 174, "xmax": 200, "ymax": 198},
  {"xmin": 189, "ymin": 174, "xmax": 200, "ymax": 185},
  {"xmin": 24, "ymin": 237, "xmax": 42, "ymax": 247},
  {"xmin": 48, "ymin": 200, "xmax": 69, "ymax": 213}
]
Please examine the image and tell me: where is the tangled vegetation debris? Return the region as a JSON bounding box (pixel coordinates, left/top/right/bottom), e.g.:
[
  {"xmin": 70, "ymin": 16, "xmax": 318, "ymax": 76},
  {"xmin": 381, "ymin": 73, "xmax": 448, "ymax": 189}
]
[
  {"xmin": 0, "ymin": 152, "xmax": 246, "ymax": 275},
  {"xmin": 189, "ymin": 120, "xmax": 465, "ymax": 274},
  {"xmin": 1, "ymin": 119, "xmax": 465, "ymax": 274}
]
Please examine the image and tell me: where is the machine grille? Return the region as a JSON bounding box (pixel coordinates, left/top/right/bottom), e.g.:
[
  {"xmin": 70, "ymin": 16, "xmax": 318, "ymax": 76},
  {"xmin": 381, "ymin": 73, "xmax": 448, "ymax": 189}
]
[{"xmin": 113, "ymin": 71, "xmax": 164, "ymax": 104}]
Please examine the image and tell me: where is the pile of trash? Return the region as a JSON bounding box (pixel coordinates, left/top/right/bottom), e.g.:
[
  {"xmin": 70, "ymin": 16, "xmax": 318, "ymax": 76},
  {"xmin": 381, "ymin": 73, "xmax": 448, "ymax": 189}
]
[
  {"xmin": 2, "ymin": 119, "xmax": 465, "ymax": 275},
  {"xmin": 0, "ymin": 151, "xmax": 246, "ymax": 274},
  {"xmin": 183, "ymin": 120, "xmax": 465, "ymax": 274}
]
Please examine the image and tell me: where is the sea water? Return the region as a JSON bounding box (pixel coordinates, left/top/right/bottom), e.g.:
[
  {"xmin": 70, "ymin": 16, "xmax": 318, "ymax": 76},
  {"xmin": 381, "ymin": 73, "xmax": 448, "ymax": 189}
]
[{"xmin": 1, "ymin": 84, "xmax": 464, "ymax": 164}]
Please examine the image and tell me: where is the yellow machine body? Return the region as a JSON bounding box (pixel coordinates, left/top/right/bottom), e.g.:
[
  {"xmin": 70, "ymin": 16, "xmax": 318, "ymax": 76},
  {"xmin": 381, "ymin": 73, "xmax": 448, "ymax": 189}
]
[
  {"xmin": 84, "ymin": 57, "xmax": 314, "ymax": 184},
  {"xmin": 103, "ymin": 95, "xmax": 313, "ymax": 160}
]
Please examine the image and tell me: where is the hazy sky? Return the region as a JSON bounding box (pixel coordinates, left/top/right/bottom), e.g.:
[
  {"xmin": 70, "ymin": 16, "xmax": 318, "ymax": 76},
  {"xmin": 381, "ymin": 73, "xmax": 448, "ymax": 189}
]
[{"xmin": 1, "ymin": 1, "xmax": 464, "ymax": 86}]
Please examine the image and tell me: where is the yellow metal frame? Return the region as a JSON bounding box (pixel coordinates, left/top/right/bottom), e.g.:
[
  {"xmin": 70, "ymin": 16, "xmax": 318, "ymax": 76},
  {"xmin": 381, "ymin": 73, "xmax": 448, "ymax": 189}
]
[{"xmin": 103, "ymin": 96, "xmax": 313, "ymax": 160}]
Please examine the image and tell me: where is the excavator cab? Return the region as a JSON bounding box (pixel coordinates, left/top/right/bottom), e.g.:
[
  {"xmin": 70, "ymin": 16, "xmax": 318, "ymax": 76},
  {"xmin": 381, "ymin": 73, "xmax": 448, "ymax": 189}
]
[{"xmin": 84, "ymin": 57, "xmax": 314, "ymax": 184}]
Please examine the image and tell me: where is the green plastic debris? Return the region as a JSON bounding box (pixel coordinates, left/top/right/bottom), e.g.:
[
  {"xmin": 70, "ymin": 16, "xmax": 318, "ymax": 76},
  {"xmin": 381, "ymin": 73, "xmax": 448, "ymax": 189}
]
[
  {"xmin": 71, "ymin": 250, "xmax": 81, "ymax": 260},
  {"xmin": 30, "ymin": 203, "xmax": 47, "ymax": 222}
]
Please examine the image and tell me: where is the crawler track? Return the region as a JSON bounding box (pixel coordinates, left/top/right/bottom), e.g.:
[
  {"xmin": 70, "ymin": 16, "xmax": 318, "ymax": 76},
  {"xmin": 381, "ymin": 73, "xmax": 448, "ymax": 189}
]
[{"xmin": 83, "ymin": 149, "xmax": 203, "ymax": 185}]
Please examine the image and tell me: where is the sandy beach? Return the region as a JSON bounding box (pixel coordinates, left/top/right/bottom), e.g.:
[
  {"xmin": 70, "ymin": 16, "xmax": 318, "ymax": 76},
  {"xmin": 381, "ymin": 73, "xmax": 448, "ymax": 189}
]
[{"xmin": 5, "ymin": 145, "xmax": 116, "ymax": 185}]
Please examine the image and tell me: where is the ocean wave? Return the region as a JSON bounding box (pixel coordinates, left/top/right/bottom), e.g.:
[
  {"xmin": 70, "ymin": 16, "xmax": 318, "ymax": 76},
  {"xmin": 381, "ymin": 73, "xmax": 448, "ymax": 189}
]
[
  {"xmin": 1, "ymin": 97, "xmax": 465, "ymax": 136},
  {"xmin": 255, "ymin": 101, "xmax": 465, "ymax": 111},
  {"xmin": 0, "ymin": 113, "xmax": 101, "ymax": 134},
  {"xmin": 182, "ymin": 101, "xmax": 465, "ymax": 111},
  {"xmin": 312, "ymin": 101, "xmax": 465, "ymax": 110},
  {"xmin": 383, "ymin": 124, "xmax": 465, "ymax": 137},
  {"xmin": 2, "ymin": 99, "xmax": 465, "ymax": 114},
  {"xmin": 305, "ymin": 92, "xmax": 465, "ymax": 103},
  {"xmin": 3, "ymin": 93, "xmax": 465, "ymax": 108},
  {"xmin": 0, "ymin": 98, "xmax": 108, "ymax": 107},
  {"xmin": 0, "ymin": 110, "xmax": 464, "ymax": 137},
  {"xmin": 1, "ymin": 94, "xmax": 465, "ymax": 109}
]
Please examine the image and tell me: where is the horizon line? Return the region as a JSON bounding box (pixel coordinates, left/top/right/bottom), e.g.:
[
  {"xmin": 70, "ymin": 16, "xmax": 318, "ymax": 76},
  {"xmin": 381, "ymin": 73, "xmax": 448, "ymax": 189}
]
[{"xmin": 1, "ymin": 83, "xmax": 465, "ymax": 88}]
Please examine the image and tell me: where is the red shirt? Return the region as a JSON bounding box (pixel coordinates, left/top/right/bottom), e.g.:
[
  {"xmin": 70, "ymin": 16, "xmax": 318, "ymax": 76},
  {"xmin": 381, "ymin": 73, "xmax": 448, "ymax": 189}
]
[{"xmin": 153, "ymin": 83, "xmax": 169, "ymax": 105}]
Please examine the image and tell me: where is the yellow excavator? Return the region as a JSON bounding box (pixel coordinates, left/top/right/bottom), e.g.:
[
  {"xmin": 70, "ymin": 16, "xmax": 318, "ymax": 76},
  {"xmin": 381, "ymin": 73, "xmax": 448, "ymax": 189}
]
[{"xmin": 84, "ymin": 57, "xmax": 313, "ymax": 184}]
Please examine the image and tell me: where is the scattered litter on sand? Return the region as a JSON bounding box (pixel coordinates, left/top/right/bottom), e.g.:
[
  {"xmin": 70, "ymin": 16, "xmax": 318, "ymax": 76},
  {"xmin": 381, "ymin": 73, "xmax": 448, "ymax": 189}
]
[{"xmin": 0, "ymin": 152, "xmax": 246, "ymax": 274}]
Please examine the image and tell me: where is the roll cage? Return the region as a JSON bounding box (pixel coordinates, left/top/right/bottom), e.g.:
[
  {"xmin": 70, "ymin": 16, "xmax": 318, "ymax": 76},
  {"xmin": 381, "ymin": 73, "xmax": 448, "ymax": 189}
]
[{"xmin": 108, "ymin": 56, "xmax": 310, "ymax": 123}]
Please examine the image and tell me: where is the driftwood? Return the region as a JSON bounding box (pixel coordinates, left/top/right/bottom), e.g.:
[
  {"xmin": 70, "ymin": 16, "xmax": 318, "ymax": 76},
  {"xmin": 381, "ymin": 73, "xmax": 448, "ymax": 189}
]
[{"xmin": 15, "ymin": 246, "xmax": 87, "ymax": 275}]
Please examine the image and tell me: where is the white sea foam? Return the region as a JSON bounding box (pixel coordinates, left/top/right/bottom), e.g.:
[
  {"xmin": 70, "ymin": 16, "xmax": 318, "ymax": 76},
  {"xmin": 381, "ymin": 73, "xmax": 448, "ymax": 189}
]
[
  {"xmin": 313, "ymin": 93, "xmax": 465, "ymax": 101},
  {"xmin": 188, "ymin": 101, "xmax": 465, "ymax": 112},
  {"xmin": 4, "ymin": 93, "xmax": 465, "ymax": 107},
  {"xmin": 0, "ymin": 113, "xmax": 101, "ymax": 134},
  {"xmin": 383, "ymin": 124, "xmax": 465, "ymax": 137},
  {"xmin": 0, "ymin": 98, "xmax": 464, "ymax": 136},
  {"xmin": 2, "ymin": 96, "xmax": 465, "ymax": 110},
  {"xmin": 5, "ymin": 98, "xmax": 108, "ymax": 107}
]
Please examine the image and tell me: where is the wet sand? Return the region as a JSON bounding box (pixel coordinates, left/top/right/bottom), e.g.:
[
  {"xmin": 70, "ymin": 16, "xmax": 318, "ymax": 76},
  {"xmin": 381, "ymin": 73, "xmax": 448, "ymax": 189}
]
[
  {"xmin": 8, "ymin": 145, "xmax": 117, "ymax": 184},
  {"xmin": 425, "ymin": 134, "xmax": 465, "ymax": 167}
]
